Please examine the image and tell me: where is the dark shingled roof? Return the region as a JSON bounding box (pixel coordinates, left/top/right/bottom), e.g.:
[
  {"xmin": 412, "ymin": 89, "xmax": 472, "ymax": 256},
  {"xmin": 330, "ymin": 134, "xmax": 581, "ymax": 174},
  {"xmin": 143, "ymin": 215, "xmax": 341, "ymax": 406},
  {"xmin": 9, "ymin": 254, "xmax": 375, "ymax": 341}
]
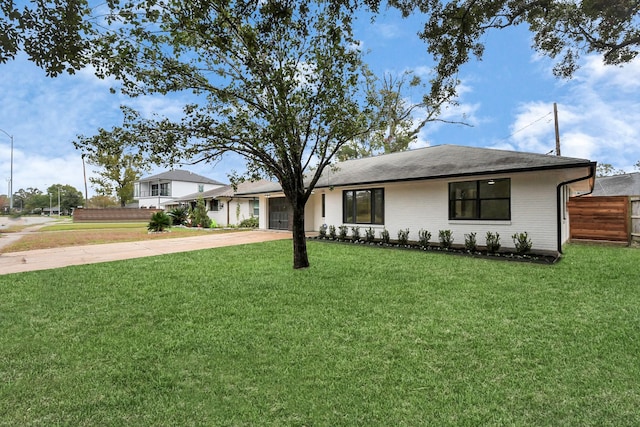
[
  {"xmin": 138, "ymin": 169, "xmax": 225, "ymax": 185},
  {"xmin": 236, "ymin": 144, "xmax": 594, "ymax": 195},
  {"xmin": 171, "ymin": 180, "xmax": 275, "ymax": 202},
  {"xmin": 592, "ymin": 172, "xmax": 640, "ymax": 196}
]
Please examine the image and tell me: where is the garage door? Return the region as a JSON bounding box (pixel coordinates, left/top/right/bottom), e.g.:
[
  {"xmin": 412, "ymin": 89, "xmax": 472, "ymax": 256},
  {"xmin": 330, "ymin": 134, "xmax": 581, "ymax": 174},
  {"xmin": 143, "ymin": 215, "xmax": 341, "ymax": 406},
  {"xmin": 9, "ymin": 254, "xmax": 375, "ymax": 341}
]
[{"xmin": 269, "ymin": 197, "xmax": 290, "ymax": 230}]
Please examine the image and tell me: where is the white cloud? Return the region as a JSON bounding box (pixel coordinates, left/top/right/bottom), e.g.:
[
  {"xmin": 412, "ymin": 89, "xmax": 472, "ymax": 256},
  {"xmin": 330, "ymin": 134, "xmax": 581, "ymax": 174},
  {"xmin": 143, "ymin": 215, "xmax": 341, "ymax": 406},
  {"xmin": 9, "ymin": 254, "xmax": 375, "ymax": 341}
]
[{"xmin": 507, "ymin": 55, "xmax": 640, "ymax": 170}]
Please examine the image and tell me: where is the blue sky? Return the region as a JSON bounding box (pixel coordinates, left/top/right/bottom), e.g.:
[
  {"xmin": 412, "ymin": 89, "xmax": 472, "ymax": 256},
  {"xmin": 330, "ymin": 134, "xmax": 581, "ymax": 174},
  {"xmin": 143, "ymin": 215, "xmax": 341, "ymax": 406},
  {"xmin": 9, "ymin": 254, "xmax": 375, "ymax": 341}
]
[{"xmin": 1, "ymin": 7, "xmax": 639, "ymax": 198}]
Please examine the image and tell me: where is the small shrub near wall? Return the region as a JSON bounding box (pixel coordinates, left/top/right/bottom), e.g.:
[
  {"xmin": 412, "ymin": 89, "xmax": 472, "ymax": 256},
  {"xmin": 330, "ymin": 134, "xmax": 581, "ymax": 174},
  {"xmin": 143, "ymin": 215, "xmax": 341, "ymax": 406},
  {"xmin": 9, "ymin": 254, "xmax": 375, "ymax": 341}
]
[
  {"xmin": 310, "ymin": 226, "xmax": 554, "ymax": 263},
  {"xmin": 380, "ymin": 228, "xmax": 390, "ymax": 244},
  {"xmin": 464, "ymin": 232, "xmax": 477, "ymax": 252},
  {"xmin": 338, "ymin": 225, "xmax": 348, "ymax": 240},
  {"xmin": 418, "ymin": 229, "xmax": 431, "ymax": 247},
  {"xmin": 512, "ymin": 232, "xmax": 533, "ymax": 255},
  {"xmin": 485, "ymin": 232, "xmax": 501, "ymax": 253},
  {"xmin": 439, "ymin": 229, "xmax": 454, "ymax": 249},
  {"xmin": 351, "ymin": 226, "xmax": 361, "ymax": 241},
  {"xmin": 397, "ymin": 228, "xmax": 410, "ymax": 246},
  {"xmin": 365, "ymin": 227, "xmax": 375, "ymax": 243}
]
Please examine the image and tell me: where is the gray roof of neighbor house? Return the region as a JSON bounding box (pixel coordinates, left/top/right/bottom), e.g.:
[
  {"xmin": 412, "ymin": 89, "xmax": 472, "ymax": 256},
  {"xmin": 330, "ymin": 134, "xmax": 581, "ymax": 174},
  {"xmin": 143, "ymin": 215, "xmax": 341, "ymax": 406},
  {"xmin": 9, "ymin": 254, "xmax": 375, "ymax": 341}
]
[
  {"xmin": 138, "ymin": 169, "xmax": 226, "ymax": 185},
  {"xmin": 235, "ymin": 144, "xmax": 596, "ymax": 195},
  {"xmin": 592, "ymin": 172, "xmax": 640, "ymax": 196},
  {"xmin": 171, "ymin": 180, "xmax": 274, "ymax": 202}
]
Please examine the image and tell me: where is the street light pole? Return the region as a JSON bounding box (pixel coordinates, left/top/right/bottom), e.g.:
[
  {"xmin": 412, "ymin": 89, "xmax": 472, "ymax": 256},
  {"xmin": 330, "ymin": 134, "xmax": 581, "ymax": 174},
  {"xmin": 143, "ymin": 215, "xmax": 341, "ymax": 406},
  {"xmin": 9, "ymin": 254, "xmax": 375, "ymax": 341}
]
[{"xmin": 0, "ymin": 128, "xmax": 13, "ymax": 211}]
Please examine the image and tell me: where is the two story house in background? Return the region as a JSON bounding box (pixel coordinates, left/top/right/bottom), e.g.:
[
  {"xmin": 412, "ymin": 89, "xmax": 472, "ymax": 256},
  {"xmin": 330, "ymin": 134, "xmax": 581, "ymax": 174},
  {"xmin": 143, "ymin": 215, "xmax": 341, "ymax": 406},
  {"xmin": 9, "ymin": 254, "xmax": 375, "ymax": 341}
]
[
  {"xmin": 134, "ymin": 170, "xmax": 265, "ymax": 227},
  {"xmin": 134, "ymin": 170, "xmax": 226, "ymax": 209}
]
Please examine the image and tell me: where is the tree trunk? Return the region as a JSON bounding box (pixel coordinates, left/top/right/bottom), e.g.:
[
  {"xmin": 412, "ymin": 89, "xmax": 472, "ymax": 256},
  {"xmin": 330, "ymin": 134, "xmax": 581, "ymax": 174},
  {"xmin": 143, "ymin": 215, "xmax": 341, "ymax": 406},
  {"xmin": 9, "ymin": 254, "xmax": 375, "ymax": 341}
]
[{"xmin": 291, "ymin": 199, "xmax": 309, "ymax": 269}]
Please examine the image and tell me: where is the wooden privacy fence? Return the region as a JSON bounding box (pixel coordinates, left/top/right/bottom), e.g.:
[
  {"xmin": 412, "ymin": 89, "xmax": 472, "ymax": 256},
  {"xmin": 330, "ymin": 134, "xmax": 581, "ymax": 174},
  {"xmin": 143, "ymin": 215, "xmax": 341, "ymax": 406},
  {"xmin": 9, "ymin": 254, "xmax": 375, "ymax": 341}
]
[
  {"xmin": 73, "ymin": 208, "xmax": 162, "ymax": 223},
  {"xmin": 567, "ymin": 196, "xmax": 631, "ymax": 243},
  {"xmin": 632, "ymin": 197, "xmax": 640, "ymax": 247}
]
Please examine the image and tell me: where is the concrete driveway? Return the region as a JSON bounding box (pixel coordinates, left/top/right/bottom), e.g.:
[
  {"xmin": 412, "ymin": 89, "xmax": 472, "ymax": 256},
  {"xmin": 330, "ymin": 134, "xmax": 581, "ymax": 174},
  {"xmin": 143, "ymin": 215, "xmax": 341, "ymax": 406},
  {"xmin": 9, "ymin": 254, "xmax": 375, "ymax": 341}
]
[{"xmin": 0, "ymin": 230, "xmax": 292, "ymax": 275}]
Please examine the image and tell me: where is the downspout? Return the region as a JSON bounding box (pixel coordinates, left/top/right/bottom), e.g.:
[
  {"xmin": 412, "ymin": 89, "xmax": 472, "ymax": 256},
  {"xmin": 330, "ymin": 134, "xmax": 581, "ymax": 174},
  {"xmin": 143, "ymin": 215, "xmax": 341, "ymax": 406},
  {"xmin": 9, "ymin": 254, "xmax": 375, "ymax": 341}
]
[{"xmin": 556, "ymin": 163, "xmax": 596, "ymax": 254}]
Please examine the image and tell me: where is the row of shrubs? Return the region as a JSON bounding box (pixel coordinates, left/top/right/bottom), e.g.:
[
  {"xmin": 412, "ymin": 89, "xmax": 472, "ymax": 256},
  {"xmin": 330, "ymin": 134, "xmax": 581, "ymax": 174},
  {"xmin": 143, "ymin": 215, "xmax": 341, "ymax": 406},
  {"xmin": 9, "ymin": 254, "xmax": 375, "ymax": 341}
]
[
  {"xmin": 318, "ymin": 225, "xmax": 534, "ymax": 255},
  {"xmin": 148, "ymin": 205, "xmax": 259, "ymax": 232}
]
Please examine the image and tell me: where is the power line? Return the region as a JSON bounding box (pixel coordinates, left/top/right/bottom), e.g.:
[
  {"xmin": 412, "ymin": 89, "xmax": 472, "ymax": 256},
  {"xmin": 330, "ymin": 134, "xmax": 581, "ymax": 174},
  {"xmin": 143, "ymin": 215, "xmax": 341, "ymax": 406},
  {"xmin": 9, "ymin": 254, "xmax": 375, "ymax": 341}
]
[{"xmin": 500, "ymin": 111, "xmax": 553, "ymax": 141}]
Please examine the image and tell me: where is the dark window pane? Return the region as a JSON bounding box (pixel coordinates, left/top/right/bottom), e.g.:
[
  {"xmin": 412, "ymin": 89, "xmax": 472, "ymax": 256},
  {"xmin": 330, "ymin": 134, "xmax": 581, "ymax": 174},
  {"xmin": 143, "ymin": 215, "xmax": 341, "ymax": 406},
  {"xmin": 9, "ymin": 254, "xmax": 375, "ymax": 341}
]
[
  {"xmin": 344, "ymin": 191, "xmax": 354, "ymax": 223},
  {"xmin": 480, "ymin": 199, "xmax": 510, "ymax": 219},
  {"xmin": 355, "ymin": 190, "xmax": 372, "ymax": 223},
  {"xmin": 450, "ymin": 181, "xmax": 477, "ymax": 200},
  {"xmin": 480, "ymin": 179, "xmax": 510, "ymax": 198},
  {"xmin": 451, "ymin": 200, "xmax": 477, "ymax": 219},
  {"xmin": 373, "ymin": 189, "xmax": 384, "ymax": 224}
]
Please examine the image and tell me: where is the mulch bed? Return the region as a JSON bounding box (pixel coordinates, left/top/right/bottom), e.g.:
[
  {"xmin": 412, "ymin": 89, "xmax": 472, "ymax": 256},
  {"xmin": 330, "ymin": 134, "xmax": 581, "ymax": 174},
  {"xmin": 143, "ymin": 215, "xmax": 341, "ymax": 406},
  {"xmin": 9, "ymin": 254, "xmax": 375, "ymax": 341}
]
[{"xmin": 307, "ymin": 236, "xmax": 560, "ymax": 265}]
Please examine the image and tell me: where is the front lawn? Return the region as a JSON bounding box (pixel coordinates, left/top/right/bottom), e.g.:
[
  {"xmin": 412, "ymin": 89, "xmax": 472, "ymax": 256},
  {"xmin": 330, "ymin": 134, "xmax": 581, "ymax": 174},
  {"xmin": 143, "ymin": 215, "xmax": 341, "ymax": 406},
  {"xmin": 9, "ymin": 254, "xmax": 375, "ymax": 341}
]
[
  {"xmin": 1, "ymin": 222, "xmax": 246, "ymax": 252},
  {"xmin": 1, "ymin": 242, "xmax": 638, "ymax": 425}
]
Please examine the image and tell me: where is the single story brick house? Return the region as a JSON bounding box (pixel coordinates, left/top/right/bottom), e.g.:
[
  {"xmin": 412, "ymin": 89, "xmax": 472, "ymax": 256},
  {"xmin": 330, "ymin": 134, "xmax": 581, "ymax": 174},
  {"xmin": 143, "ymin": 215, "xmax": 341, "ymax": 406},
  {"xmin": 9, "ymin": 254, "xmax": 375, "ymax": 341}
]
[
  {"xmin": 236, "ymin": 144, "xmax": 596, "ymax": 254},
  {"xmin": 166, "ymin": 181, "xmax": 268, "ymax": 227}
]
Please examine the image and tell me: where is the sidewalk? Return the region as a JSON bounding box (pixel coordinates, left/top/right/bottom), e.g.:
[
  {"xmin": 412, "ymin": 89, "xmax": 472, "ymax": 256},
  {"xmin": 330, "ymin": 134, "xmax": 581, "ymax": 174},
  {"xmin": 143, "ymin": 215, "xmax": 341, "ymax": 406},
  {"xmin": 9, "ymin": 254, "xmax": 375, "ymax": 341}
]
[{"xmin": 0, "ymin": 230, "xmax": 292, "ymax": 275}]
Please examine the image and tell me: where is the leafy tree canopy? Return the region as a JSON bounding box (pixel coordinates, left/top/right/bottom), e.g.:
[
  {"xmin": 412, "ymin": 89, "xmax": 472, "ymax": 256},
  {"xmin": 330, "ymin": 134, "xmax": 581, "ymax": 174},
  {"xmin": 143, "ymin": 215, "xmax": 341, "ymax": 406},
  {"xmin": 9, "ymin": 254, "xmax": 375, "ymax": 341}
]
[
  {"xmin": 596, "ymin": 163, "xmax": 626, "ymax": 177},
  {"xmin": 75, "ymin": 125, "xmax": 149, "ymax": 207},
  {"xmin": 382, "ymin": 0, "xmax": 640, "ymax": 85},
  {"xmin": 338, "ymin": 69, "xmax": 469, "ymax": 160}
]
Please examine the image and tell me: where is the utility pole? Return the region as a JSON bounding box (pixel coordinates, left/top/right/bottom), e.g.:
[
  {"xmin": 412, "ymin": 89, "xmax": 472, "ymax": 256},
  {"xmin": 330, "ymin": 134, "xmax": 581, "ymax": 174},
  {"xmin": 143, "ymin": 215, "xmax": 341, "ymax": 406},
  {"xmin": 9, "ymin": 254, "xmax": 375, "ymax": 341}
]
[
  {"xmin": 554, "ymin": 102, "xmax": 561, "ymax": 156},
  {"xmin": 0, "ymin": 129, "xmax": 13, "ymax": 210},
  {"xmin": 82, "ymin": 155, "xmax": 89, "ymax": 207}
]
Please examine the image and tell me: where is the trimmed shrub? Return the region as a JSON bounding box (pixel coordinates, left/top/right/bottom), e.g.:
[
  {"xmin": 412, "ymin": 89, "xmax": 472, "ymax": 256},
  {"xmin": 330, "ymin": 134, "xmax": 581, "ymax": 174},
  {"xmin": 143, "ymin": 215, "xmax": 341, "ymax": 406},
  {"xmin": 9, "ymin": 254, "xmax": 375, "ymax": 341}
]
[
  {"xmin": 464, "ymin": 232, "xmax": 477, "ymax": 252},
  {"xmin": 365, "ymin": 227, "xmax": 375, "ymax": 243},
  {"xmin": 380, "ymin": 228, "xmax": 390, "ymax": 244},
  {"xmin": 338, "ymin": 225, "xmax": 348, "ymax": 240},
  {"xmin": 190, "ymin": 197, "xmax": 211, "ymax": 228},
  {"xmin": 485, "ymin": 231, "xmax": 501, "ymax": 253},
  {"xmin": 418, "ymin": 229, "xmax": 431, "ymax": 247},
  {"xmin": 351, "ymin": 226, "xmax": 361, "ymax": 241},
  {"xmin": 512, "ymin": 231, "xmax": 533, "ymax": 254},
  {"xmin": 439, "ymin": 229, "xmax": 454, "ymax": 249},
  {"xmin": 328, "ymin": 225, "xmax": 337, "ymax": 239},
  {"xmin": 397, "ymin": 228, "xmax": 410, "ymax": 245},
  {"xmin": 238, "ymin": 217, "xmax": 258, "ymax": 228}
]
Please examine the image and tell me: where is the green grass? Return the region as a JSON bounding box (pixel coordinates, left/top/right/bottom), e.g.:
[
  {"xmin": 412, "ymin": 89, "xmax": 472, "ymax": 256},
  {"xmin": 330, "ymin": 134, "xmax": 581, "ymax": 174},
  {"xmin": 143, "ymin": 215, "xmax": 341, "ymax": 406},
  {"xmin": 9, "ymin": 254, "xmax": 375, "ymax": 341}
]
[
  {"xmin": 39, "ymin": 222, "xmax": 148, "ymax": 231},
  {"xmin": 1, "ymin": 242, "xmax": 639, "ymax": 426}
]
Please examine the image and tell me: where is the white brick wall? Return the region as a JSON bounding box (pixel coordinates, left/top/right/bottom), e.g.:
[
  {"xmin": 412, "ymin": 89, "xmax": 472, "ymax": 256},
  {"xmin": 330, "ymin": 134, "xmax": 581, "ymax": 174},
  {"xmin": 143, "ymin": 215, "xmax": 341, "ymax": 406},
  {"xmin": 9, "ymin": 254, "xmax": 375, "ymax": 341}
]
[{"xmin": 301, "ymin": 168, "xmax": 590, "ymax": 253}]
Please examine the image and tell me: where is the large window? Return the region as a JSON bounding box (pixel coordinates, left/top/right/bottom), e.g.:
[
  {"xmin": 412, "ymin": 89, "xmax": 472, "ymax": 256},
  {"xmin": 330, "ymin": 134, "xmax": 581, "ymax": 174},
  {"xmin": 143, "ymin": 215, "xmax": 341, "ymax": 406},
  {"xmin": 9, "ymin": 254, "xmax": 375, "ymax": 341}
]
[
  {"xmin": 343, "ymin": 188, "xmax": 384, "ymax": 224},
  {"xmin": 151, "ymin": 183, "xmax": 170, "ymax": 197},
  {"xmin": 449, "ymin": 179, "xmax": 510, "ymax": 220}
]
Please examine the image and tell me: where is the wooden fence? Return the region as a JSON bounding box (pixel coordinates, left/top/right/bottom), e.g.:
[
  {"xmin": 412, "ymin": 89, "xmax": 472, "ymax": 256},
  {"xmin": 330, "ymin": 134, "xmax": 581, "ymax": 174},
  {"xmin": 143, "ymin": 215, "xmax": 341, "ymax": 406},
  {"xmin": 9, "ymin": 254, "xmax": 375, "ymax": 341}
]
[
  {"xmin": 567, "ymin": 196, "xmax": 630, "ymax": 243},
  {"xmin": 632, "ymin": 197, "xmax": 640, "ymax": 247},
  {"xmin": 73, "ymin": 208, "xmax": 162, "ymax": 223}
]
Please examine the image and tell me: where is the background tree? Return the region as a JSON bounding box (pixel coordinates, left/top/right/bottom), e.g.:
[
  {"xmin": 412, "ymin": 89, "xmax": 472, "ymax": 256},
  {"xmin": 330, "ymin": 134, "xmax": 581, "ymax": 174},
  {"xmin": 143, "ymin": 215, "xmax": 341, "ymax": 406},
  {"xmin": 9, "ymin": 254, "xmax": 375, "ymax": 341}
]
[
  {"xmin": 635, "ymin": 160, "xmax": 640, "ymax": 171},
  {"xmin": 47, "ymin": 184, "xmax": 83, "ymax": 214},
  {"xmin": 338, "ymin": 70, "xmax": 468, "ymax": 160},
  {"xmin": 75, "ymin": 126, "xmax": 149, "ymax": 207},
  {"xmin": 12, "ymin": 187, "xmax": 49, "ymax": 212},
  {"xmin": 596, "ymin": 163, "xmax": 626, "ymax": 177},
  {"xmin": 88, "ymin": 195, "xmax": 119, "ymax": 208}
]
